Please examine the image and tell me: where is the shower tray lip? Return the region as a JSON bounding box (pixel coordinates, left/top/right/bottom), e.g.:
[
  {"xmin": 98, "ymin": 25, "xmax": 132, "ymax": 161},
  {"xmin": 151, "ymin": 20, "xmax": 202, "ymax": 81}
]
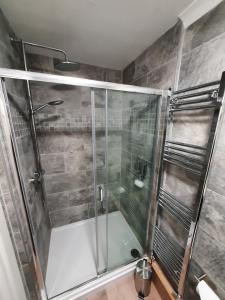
[
  {"xmin": 51, "ymin": 260, "xmax": 137, "ymax": 300},
  {"xmin": 46, "ymin": 210, "xmax": 142, "ymax": 299}
]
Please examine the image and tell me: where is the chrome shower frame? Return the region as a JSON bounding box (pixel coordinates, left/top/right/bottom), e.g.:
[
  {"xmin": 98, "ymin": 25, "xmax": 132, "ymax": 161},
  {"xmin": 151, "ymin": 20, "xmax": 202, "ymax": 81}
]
[{"xmin": 0, "ymin": 67, "xmax": 167, "ymax": 300}]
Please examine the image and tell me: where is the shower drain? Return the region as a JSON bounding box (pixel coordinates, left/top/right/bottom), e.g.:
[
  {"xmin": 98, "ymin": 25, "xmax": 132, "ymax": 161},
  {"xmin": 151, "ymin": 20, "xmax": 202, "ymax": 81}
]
[{"xmin": 131, "ymin": 248, "xmax": 141, "ymax": 258}]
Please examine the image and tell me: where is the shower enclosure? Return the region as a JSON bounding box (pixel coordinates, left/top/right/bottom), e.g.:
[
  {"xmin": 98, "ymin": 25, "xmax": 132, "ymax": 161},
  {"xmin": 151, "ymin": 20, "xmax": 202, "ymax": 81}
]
[{"xmin": 0, "ymin": 69, "xmax": 167, "ymax": 299}]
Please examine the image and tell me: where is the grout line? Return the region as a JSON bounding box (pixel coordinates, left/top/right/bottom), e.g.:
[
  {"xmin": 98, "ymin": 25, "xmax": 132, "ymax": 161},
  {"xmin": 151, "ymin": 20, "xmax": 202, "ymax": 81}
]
[
  {"xmin": 197, "ymin": 224, "xmax": 225, "ymax": 249},
  {"xmin": 182, "ymin": 29, "xmax": 225, "ymax": 58},
  {"xmin": 126, "ymin": 56, "xmax": 178, "ymax": 86},
  {"xmin": 206, "ymin": 188, "xmax": 225, "ymax": 200}
]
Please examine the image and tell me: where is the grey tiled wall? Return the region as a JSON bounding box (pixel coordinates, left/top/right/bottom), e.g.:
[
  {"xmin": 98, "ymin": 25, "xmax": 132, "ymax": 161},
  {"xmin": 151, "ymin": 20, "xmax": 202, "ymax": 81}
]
[
  {"xmin": 123, "ymin": 2, "xmax": 225, "ymax": 299},
  {"xmin": 123, "ymin": 21, "xmax": 182, "ymax": 89},
  {"xmin": 27, "ymin": 54, "xmax": 122, "ymax": 227},
  {"xmin": 122, "ymin": 22, "xmax": 182, "ymax": 247},
  {"xmin": 179, "ymin": 2, "xmax": 225, "ymax": 299}
]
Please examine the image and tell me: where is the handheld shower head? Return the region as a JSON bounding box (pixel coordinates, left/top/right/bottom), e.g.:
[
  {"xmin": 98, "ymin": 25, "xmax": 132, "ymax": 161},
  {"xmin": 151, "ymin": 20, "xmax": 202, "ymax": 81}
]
[
  {"xmin": 32, "ymin": 100, "xmax": 64, "ymax": 113},
  {"xmin": 48, "ymin": 100, "xmax": 64, "ymax": 106}
]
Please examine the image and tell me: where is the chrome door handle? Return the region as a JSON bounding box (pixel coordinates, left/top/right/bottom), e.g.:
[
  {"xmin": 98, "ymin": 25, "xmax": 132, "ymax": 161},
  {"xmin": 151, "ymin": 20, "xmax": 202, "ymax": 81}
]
[{"xmin": 98, "ymin": 185, "xmax": 104, "ymax": 202}]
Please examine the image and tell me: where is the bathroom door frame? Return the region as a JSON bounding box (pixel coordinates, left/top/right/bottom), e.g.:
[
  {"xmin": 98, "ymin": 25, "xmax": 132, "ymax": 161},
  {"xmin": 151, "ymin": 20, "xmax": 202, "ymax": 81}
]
[{"xmin": 0, "ymin": 67, "xmax": 167, "ymax": 300}]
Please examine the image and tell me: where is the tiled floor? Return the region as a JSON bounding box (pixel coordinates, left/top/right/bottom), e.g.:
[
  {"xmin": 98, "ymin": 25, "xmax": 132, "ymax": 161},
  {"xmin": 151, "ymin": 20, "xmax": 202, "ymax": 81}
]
[{"xmin": 85, "ymin": 274, "xmax": 162, "ymax": 300}]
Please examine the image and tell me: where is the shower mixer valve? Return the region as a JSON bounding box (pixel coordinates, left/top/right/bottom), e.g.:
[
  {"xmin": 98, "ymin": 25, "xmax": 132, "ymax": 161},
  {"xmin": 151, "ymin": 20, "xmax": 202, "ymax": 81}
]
[{"xmin": 29, "ymin": 171, "xmax": 41, "ymax": 184}]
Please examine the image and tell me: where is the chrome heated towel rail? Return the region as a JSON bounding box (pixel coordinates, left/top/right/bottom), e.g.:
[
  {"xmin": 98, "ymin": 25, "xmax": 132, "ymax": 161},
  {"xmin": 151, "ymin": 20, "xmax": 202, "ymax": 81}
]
[{"xmin": 151, "ymin": 72, "xmax": 225, "ymax": 299}]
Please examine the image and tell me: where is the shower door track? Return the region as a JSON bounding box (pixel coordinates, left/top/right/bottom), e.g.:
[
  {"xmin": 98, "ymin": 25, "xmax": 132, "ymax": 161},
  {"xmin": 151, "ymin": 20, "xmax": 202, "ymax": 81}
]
[
  {"xmin": 0, "ymin": 67, "xmax": 163, "ymax": 94},
  {"xmin": 51, "ymin": 261, "xmax": 137, "ymax": 300},
  {"xmin": 0, "ymin": 67, "xmax": 167, "ymax": 300}
]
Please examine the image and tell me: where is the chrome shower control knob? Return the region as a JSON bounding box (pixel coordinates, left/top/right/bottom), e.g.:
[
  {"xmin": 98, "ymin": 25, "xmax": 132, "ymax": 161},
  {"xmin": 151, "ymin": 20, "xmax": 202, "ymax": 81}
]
[{"xmin": 29, "ymin": 171, "xmax": 41, "ymax": 183}]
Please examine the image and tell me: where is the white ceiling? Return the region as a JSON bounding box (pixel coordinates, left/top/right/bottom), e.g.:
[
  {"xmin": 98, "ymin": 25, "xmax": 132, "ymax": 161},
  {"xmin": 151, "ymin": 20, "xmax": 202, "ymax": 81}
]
[{"xmin": 0, "ymin": 0, "xmax": 194, "ymax": 70}]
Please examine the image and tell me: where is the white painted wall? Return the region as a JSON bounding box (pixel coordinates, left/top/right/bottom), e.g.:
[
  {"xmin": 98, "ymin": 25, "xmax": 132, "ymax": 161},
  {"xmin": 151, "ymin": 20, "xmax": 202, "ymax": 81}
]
[{"xmin": 0, "ymin": 203, "xmax": 27, "ymax": 300}]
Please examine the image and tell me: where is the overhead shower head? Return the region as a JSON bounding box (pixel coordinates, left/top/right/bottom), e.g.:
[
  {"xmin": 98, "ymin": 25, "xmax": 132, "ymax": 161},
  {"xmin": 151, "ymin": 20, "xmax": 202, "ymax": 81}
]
[
  {"xmin": 10, "ymin": 37, "xmax": 80, "ymax": 72},
  {"xmin": 55, "ymin": 59, "xmax": 80, "ymax": 72},
  {"xmin": 32, "ymin": 100, "xmax": 64, "ymax": 113}
]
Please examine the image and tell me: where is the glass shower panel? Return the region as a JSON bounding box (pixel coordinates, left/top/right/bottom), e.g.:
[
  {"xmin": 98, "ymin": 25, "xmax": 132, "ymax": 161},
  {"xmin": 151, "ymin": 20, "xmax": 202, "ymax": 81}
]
[
  {"xmin": 3, "ymin": 78, "xmax": 51, "ymax": 278},
  {"xmin": 92, "ymin": 88, "xmax": 107, "ymax": 274},
  {"xmin": 107, "ymin": 90, "xmax": 160, "ymax": 271},
  {"xmin": 29, "ymin": 82, "xmax": 98, "ymax": 297},
  {"xmin": 3, "ymin": 79, "xmax": 101, "ymax": 298},
  {"xmin": 92, "ymin": 88, "xmax": 161, "ymax": 273}
]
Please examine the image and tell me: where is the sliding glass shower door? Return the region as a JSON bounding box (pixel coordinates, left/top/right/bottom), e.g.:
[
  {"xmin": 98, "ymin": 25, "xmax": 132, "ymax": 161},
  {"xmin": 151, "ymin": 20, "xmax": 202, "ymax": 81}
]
[
  {"xmin": 0, "ymin": 72, "xmax": 164, "ymax": 299},
  {"xmin": 91, "ymin": 88, "xmax": 161, "ymax": 275}
]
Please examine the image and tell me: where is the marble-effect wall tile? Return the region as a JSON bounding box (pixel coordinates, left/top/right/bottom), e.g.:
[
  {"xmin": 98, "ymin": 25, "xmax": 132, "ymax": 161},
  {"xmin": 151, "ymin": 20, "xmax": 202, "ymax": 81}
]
[
  {"xmin": 183, "ymin": 1, "xmax": 225, "ymax": 54},
  {"xmin": 192, "ymin": 228, "xmax": 225, "ymax": 292},
  {"xmin": 179, "ymin": 32, "xmax": 225, "ymax": 89},
  {"xmin": 147, "ymin": 59, "xmax": 177, "ymax": 90},
  {"xmin": 207, "ymin": 116, "xmax": 225, "ymax": 197},
  {"xmin": 177, "ymin": 4, "xmax": 225, "ymax": 300},
  {"xmin": 123, "ymin": 21, "xmax": 182, "ymax": 85},
  {"xmin": 199, "ymin": 189, "xmax": 225, "ymax": 245}
]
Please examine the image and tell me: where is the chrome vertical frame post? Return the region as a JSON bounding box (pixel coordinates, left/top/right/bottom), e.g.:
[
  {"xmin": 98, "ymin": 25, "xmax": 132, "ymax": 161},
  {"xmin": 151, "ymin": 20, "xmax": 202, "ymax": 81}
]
[
  {"xmin": 145, "ymin": 90, "xmax": 170, "ymax": 256},
  {"xmin": 91, "ymin": 89, "xmax": 99, "ymax": 274},
  {"xmin": 105, "ymin": 89, "xmax": 109, "ymax": 272},
  {"xmin": 0, "ymin": 79, "xmax": 48, "ymax": 300}
]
